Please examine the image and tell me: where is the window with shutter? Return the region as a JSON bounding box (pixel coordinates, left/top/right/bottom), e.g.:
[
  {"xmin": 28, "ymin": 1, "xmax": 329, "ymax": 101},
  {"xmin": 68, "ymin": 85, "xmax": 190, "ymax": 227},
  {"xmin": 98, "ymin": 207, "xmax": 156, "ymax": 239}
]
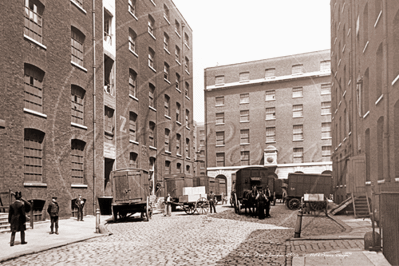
[
  {"xmin": 185, "ymin": 109, "xmax": 190, "ymax": 127},
  {"xmin": 149, "ymin": 83, "xmax": 155, "ymax": 108},
  {"xmin": 266, "ymin": 127, "xmax": 276, "ymax": 143},
  {"xmin": 24, "ymin": 0, "xmax": 44, "ymax": 44},
  {"xmin": 293, "ymin": 125, "xmax": 303, "ymax": 141},
  {"xmin": 24, "ymin": 129, "xmax": 44, "ymax": 182},
  {"xmin": 148, "ymin": 48, "xmax": 155, "ymax": 69},
  {"xmin": 129, "ymin": 29, "xmax": 137, "ymax": 53},
  {"xmin": 129, "ymin": 112, "xmax": 137, "ymax": 141},
  {"xmin": 71, "ymin": 139, "xmax": 85, "ymax": 184},
  {"xmin": 129, "ymin": 69, "xmax": 137, "ymax": 97},
  {"xmin": 293, "ymin": 104, "xmax": 303, "ymax": 118},
  {"xmin": 71, "ymin": 85, "xmax": 85, "ymax": 125},
  {"xmin": 293, "ymin": 148, "xmax": 304, "ymax": 163},
  {"xmin": 216, "ymin": 153, "xmax": 225, "ymax": 167},
  {"xmin": 164, "ymin": 62, "xmax": 169, "ymax": 81},
  {"xmin": 265, "ymin": 90, "xmax": 275, "ymax": 101},
  {"xmin": 186, "ymin": 138, "xmax": 190, "ymax": 157},
  {"xmin": 104, "ymin": 106, "xmax": 115, "ymax": 139},
  {"xmin": 165, "ymin": 129, "xmax": 170, "ymax": 152},
  {"xmin": 175, "ymin": 46, "xmax": 180, "ymax": 62},
  {"xmin": 265, "ymin": 107, "xmax": 275, "ymax": 120},
  {"xmin": 240, "ymin": 129, "xmax": 249, "ymax": 144},
  {"xmin": 292, "ymin": 87, "xmax": 303, "ymax": 98},
  {"xmin": 240, "ymin": 110, "xmax": 249, "ymax": 122},
  {"xmin": 241, "ymin": 151, "xmax": 250, "ymax": 166},
  {"xmin": 24, "ymin": 64, "xmax": 44, "ymax": 113},
  {"xmin": 176, "ymin": 134, "xmax": 181, "ymax": 155},
  {"xmin": 216, "ymin": 131, "xmax": 224, "ymax": 146},
  {"xmin": 164, "ymin": 95, "xmax": 170, "ymax": 117},
  {"xmin": 71, "ymin": 27, "xmax": 85, "ymax": 66},
  {"xmin": 176, "ymin": 102, "xmax": 181, "ymax": 122}
]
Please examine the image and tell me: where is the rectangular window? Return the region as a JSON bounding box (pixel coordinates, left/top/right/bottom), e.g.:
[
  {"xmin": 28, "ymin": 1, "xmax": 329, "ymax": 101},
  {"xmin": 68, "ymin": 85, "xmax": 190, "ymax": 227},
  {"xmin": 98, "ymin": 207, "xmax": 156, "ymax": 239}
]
[
  {"xmin": 186, "ymin": 138, "xmax": 190, "ymax": 157},
  {"xmin": 320, "ymin": 60, "xmax": 331, "ymax": 72},
  {"xmin": 292, "ymin": 87, "xmax": 303, "ymax": 98},
  {"xmin": 240, "ymin": 110, "xmax": 249, "ymax": 122},
  {"xmin": 164, "ymin": 95, "xmax": 170, "ymax": 117},
  {"xmin": 129, "ymin": 29, "xmax": 137, "ymax": 52},
  {"xmin": 240, "ymin": 93, "xmax": 249, "ymax": 104},
  {"xmin": 265, "ymin": 90, "xmax": 275, "ymax": 101},
  {"xmin": 176, "ymin": 102, "xmax": 181, "ymax": 122},
  {"xmin": 321, "ymin": 102, "xmax": 331, "ymax": 115},
  {"xmin": 71, "ymin": 85, "xmax": 85, "ymax": 125},
  {"xmin": 164, "ymin": 62, "xmax": 170, "ymax": 81},
  {"xmin": 24, "ymin": 64, "xmax": 44, "ymax": 113},
  {"xmin": 71, "ymin": 27, "xmax": 84, "ymax": 66},
  {"xmin": 185, "ymin": 109, "xmax": 190, "ymax": 128},
  {"xmin": 104, "ymin": 10, "xmax": 113, "ymax": 46},
  {"xmin": 163, "ymin": 4, "xmax": 170, "ymax": 21},
  {"xmin": 216, "ymin": 131, "xmax": 224, "ymax": 146},
  {"xmin": 185, "ymin": 82, "xmax": 189, "ymax": 97},
  {"xmin": 149, "ymin": 83, "xmax": 155, "ymax": 108},
  {"xmin": 322, "ymin": 122, "xmax": 331, "ymax": 139},
  {"xmin": 322, "ymin": 146, "xmax": 331, "ymax": 162},
  {"xmin": 129, "ymin": 69, "xmax": 137, "ymax": 97},
  {"xmin": 175, "ymin": 73, "xmax": 180, "ymax": 91},
  {"xmin": 148, "ymin": 48, "xmax": 155, "ymax": 69},
  {"xmin": 164, "ymin": 160, "xmax": 171, "ymax": 175},
  {"xmin": 241, "ymin": 151, "xmax": 250, "ymax": 166},
  {"xmin": 239, "ymin": 72, "xmax": 249, "ymax": 82},
  {"xmin": 175, "ymin": 20, "xmax": 180, "ymax": 35},
  {"xmin": 215, "ymin": 75, "xmax": 225, "ymax": 86},
  {"xmin": 215, "ymin": 96, "xmax": 224, "ymax": 106},
  {"xmin": 265, "ymin": 68, "xmax": 276, "ymax": 79},
  {"xmin": 216, "ymin": 113, "xmax": 224, "ymax": 124},
  {"xmin": 293, "ymin": 148, "xmax": 304, "ymax": 163},
  {"xmin": 321, "ymin": 84, "xmax": 331, "ymax": 95},
  {"xmin": 148, "ymin": 15, "xmax": 155, "ymax": 35},
  {"xmin": 175, "ymin": 46, "xmax": 180, "ymax": 62},
  {"xmin": 104, "ymin": 106, "xmax": 115, "ymax": 139},
  {"xmin": 200, "ymin": 139, "xmax": 205, "ymax": 146},
  {"xmin": 128, "ymin": 0, "xmax": 136, "ymax": 16},
  {"xmin": 71, "ymin": 139, "xmax": 85, "ymax": 184},
  {"xmin": 129, "ymin": 152, "xmax": 138, "ymax": 168},
  {"xmin": 292, "ymin": 64, "xmax": 303, "ymax": 75},
  {"xmin": 265, "ymin": 107, "xmax": 276, "ymax": 120},
  {"xmin": 293, "ymin": 125, "xmax": 303, "ymax": 141},
  {"xmin": 176, "ymin": 134, "xmax": 181, "ymax": 155},
  {"xmin": 129, "ymin": 112, "xmax": 137, "ymax": 142},
  {"xmin": 216, "ymin": 153, "xmax": 225, "ymax": 167},
  {"xmin": 163, "ymin": 32, "xmax": 169, "ymax": 51},
  {"xmin": 240, "ymin": 129, "xmax": 249, "ymax": 144},
  {"xmin": 24, "ymin": 129, "xmax": 44, "ymax": 182},
  {"xmin": 200, "ymin": 161, "xmax": 205, "ymax": 169},
  {"xmin": 148, "ymin": 121, "xmax": 155, "ymax": 147},
  {"xmin": 293, "ymin": 104, "xmax": 303, "ymax": 118},
  {"xmin": 165, "ymin": 129, "xmax": 170, "ymax": 152},
  {"xmin": 24, "ymin": 0, "xmax": 44, "ymax": 43},
  {"xmin": 184, "ymin": 32, "xmax": 190, "ymax": 47},
  {"xmin": 266, "ymin": 127, "xmax": 276, "ymax": 143},
  {"xmin": 184, "ymin": 57, "xmax": 189, "ymax": 73}
]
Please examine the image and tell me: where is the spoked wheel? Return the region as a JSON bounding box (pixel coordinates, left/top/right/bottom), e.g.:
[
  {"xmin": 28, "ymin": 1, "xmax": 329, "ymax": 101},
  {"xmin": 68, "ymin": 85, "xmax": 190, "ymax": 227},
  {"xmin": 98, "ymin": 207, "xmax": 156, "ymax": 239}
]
[
  {"xmin": 196, "ymin": 197, "xmax": 209, "ymax": 215},
  {"xmin": 183, "ymin": 204, "xmax": 196, "ymax": 215},
  {"xmin": 287, "ymin": 198, "xmax": 301, "ymax": 210}
]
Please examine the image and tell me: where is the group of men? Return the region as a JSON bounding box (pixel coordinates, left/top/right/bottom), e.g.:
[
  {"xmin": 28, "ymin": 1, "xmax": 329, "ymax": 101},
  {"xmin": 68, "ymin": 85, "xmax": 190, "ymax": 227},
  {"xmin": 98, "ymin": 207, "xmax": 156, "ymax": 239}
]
[
  {"xmin": 8, "ymin": 192, "xmax": 85, "ymax": 247},
  {"xmin": 255, "ymin": 186, "xmax": 272, "ymax": 219}
]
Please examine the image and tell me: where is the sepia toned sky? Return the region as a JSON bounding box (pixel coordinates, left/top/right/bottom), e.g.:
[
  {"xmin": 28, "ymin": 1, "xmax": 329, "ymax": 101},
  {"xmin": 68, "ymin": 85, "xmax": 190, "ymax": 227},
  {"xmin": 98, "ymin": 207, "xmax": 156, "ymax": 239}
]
[{"xmin": 172, "ymin": 0, "xmax": 331, "ymax": 123}]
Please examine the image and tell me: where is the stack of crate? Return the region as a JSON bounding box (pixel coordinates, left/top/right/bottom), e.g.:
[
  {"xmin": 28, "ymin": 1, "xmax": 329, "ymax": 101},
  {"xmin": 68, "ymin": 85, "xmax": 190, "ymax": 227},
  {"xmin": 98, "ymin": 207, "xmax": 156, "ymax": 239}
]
[{"xmin": 179, "ymin": 187, "xmax": 207, "ymax": 203}]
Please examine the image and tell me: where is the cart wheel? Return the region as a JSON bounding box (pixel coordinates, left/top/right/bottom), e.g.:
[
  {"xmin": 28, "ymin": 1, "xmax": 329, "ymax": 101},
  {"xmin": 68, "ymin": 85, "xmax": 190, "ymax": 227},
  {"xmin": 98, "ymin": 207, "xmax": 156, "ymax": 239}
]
[
  {"xmin": 287, "ymin": 198, "xmax": 301, "ymax": 210},
  {"xmin": 183, "ymin": 204, "xmax": 196, "ymax": 215},
  {"xmin": 234, "ymin": 194, "xmax": 238, "ymax": 213},
  {"xmin": 196, "ymin": 197, "xmax": 209, "ymax": 215}
]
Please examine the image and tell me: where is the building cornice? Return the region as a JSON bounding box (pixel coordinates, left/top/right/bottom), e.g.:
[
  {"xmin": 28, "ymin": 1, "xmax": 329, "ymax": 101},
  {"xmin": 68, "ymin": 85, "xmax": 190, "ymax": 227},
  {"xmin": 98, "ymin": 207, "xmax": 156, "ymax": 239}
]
[{"xmin": 207, "ymin": 161, "xmax": 332, "ymax": 171}]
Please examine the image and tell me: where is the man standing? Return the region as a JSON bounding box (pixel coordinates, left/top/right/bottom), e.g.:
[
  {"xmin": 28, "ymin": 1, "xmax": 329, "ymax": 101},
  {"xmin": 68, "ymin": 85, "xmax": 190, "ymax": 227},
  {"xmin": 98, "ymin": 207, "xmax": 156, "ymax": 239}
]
[
  {"xmin": 209, "ymin": 191, "xmax": 216, "ymax": 213},
  {"xmin": 265, "ymin": 186, "xmax": 272, "ymax": 218},
  {"xmin": 164, "ymin": 193, "xmax": 172, "ymax": 217},
  {"xmin": 75, "ymin": 195, "xmax": 85, "ymax": 221},
  {"xmin": 8, "ymin": 191, "xmax": 30, "ymax": 246},
  {"xmin": 47, "ymin": 196, "xmax": 59, "ymax": 234}
]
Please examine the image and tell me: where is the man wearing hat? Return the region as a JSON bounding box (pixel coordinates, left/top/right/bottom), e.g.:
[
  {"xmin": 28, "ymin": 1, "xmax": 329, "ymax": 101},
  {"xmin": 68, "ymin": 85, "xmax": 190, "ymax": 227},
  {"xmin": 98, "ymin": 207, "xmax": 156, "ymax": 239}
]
[
  {"xmin": 47, "ymin": 196, "xmax": 59, "ymax": 234},
  {"xmin": 8, "ymin": 191, "xmax": 30, "ymax": 246},
  {"xmin": 75, "ymin": 195, "xmax": 85, "ymax": 221}
]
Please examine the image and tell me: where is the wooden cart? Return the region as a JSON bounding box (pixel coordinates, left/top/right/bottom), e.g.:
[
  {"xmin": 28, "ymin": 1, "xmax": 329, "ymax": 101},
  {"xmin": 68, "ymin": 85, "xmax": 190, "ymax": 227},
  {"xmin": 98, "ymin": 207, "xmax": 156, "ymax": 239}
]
[
  {"xmin": 177, "ymin": 194, "xmax": 209, "ymax": 215},
  {"xmin": 110, "ymin": 169, "xmax": 152, "ymax": 222}
]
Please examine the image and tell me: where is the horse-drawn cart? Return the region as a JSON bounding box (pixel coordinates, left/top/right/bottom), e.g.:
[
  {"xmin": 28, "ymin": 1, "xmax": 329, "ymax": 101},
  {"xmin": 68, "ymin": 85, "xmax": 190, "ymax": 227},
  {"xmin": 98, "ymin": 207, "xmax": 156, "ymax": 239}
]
[
  {"xmin": 176, "ymin": 192, "xmax": 209, "ymax": 215},
  {"xmin": 232, "ymin": 166, "xmax": 277, "ymax": 215},
  {"xmin": 110, "ymin": 169, "xmax": 152, "ymax": 222}
]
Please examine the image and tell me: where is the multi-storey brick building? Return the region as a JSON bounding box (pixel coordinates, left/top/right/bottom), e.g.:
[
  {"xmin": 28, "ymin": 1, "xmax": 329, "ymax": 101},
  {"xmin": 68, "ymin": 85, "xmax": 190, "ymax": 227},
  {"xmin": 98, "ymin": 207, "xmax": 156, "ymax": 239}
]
[
  {"xmin": 0, "ymin": 0, "xmax": 193, "ymax": 218},
  {"xmin": 204, "ymin": 50, "xmax": 332, "ymax": 200},
  {"xmin": 194, "ymin": 122, "xmax": 206, "ymax": 176}
]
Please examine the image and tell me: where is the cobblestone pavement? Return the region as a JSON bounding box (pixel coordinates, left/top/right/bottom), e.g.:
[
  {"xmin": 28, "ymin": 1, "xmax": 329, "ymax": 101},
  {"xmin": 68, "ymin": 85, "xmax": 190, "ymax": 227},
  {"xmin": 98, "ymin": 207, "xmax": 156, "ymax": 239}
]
[{"xmin": 2, "ymin": 204, "xmax": 347, "ymax": 266}]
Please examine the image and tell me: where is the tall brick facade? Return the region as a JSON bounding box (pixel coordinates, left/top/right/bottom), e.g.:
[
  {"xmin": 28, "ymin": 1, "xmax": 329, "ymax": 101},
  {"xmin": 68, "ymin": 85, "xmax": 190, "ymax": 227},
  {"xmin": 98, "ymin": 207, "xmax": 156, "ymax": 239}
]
[
  {"xmin": 204, "ymin": 50, "xmax": 332, "ymax": 200},
  {"xmin": 0, "ymin": 0, "xmax": 193, "ymax": 219}
]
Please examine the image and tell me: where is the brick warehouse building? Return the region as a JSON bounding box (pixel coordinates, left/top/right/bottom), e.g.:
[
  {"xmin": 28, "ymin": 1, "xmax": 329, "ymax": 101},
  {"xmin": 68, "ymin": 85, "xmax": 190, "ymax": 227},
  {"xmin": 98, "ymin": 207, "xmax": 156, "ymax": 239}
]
[
  {"xmin": 204, "ymin": 50, "xmax": 333, "ymax": 200},
  {"xmin": 331, "ymin": 1, "xmax": 399, "ymax": 263},
  {"xmin": 0, "ymin": 0, "xmax": 193, "ymax": 219},
  {"xmin": 194, "ymin": 122, "xmax": 206, "ymax": 176}
]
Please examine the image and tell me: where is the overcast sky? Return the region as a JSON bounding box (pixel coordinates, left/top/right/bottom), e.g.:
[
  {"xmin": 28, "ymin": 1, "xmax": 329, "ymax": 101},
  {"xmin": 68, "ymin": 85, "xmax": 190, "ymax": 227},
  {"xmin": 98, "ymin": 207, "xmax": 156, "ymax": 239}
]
[{"xmin": 172, "ymin": 0, "xmax": 331, "ymax": 123}]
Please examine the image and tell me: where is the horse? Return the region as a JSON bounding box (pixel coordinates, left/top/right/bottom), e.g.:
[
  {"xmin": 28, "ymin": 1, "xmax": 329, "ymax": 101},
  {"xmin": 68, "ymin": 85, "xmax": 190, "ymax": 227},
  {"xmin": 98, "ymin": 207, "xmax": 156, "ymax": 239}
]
[{"xmin": 243, "ymin": 186, "xmax": 258, "ymax": 216}]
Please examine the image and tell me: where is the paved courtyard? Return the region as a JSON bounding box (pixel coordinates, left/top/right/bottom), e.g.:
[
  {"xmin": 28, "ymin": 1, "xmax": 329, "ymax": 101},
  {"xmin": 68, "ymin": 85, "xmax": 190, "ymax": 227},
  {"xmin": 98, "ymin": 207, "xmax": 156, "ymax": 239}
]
[{"xmin": 1, "ymin": 204, "xmax": 361, "ymax": 266}]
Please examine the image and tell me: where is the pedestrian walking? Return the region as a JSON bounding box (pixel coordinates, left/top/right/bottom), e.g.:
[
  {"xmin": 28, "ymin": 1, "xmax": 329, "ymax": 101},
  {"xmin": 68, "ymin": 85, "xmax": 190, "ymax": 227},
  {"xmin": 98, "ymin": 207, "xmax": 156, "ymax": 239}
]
[
  {"xmin": 265, "ymin": 186, "xmax": 272, "ymax": 218},
  {"xmin": 8, "ymin": 191, "xmax": 31, "ymax": 246},
  {"xmin": 209, "ymin": 191, "xmax": 217, "ymax": 213},
  {"xmin": 75, "ymin": 195, "xmax": 85, "ymax": 221},
  {"xmin": 47, "ymin": 196, "xmax": 59, "ymax": 234},
  {"xmin": 164, "ymin": 193, "xmax": 172, "ymax": 217}
]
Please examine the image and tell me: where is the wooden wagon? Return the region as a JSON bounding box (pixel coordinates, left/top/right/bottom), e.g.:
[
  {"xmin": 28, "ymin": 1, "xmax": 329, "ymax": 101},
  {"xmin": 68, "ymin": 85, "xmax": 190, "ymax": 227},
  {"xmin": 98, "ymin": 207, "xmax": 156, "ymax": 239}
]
[
  {"xmin": 193, "ymin": 176, "xmax": 227, "ymax": 205},
  {"xmin": 110, "ymin": 169, "xmax": 152, "ymax": 222}
]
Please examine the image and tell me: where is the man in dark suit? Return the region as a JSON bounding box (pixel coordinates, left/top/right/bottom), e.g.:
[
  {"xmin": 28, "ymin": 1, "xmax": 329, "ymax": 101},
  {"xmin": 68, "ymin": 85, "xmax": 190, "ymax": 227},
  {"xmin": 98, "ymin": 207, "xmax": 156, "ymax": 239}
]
[
  {"xmin": 265, "ymin": 186, "xmax": 272, "ymax": 218},
  {"xmin": 75, "ymin": 195, "xmax": 84, "ymax": 221},
  {"xmin": 8, "ymin": 191, "xmax": 30, "ymax": 246},
  {"xmin": 209, "ymin": 191, "xmax": 217, "ymax": 213},
  {"xmin": 47, "ymin": 196, "xmax": 59, "ymax": 234}
]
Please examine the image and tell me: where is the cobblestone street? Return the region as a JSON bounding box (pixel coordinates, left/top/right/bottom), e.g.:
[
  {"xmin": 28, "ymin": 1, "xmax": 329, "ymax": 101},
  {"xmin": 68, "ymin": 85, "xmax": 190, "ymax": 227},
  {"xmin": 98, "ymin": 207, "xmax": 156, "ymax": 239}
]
[{"xmin": 2, "ymin": 204, "xmax": 348, "ymax": 266}]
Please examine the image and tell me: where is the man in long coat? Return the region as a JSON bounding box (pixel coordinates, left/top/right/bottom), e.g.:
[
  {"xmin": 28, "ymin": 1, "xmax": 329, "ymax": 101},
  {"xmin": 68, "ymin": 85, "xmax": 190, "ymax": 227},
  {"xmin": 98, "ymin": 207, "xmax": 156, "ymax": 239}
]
[
  {"xmin": 75, "ymin": 195, "xmax": 85, "ymax": 221},
  {"xmin": 47, "ymin": 196, "xmax": 59, "ymax": 234},
  {"xmin": 8, "ymin": 191, "xmax": 30, "ymax": 246}
]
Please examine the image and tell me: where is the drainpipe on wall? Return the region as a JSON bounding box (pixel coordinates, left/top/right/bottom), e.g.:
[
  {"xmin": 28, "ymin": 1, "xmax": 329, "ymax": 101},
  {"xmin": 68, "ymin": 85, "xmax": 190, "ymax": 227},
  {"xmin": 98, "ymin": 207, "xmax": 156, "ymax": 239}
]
[
  {"xmin": 92, "ymin": 0, "xmax": 97, "ymax": 216},
  {"xmin": 382, "ymin": 0, "xmax": 390, "ymax": 183},
  {"xmin": 182, "ymin": 22, "xmax": 186, "ymax": 175}
]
